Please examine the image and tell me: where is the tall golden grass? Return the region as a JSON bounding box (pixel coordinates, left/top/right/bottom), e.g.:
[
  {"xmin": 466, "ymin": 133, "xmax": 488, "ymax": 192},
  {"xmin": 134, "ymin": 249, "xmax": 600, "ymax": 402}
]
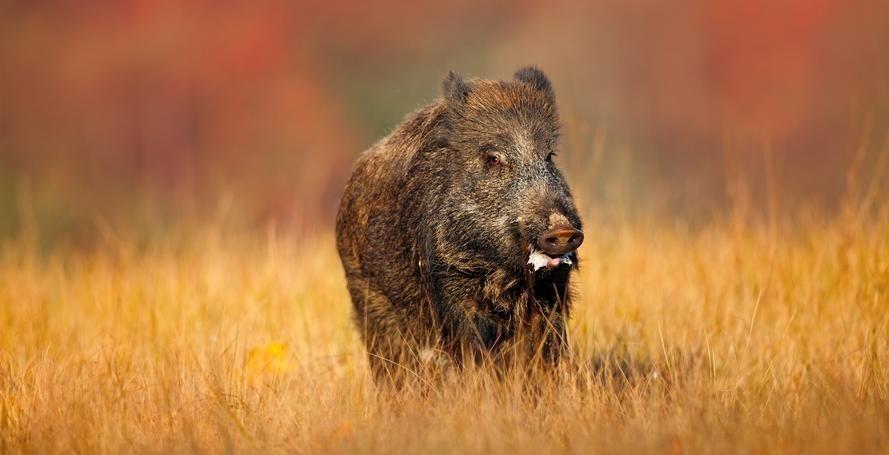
[{"xmin": 1, "ymin": 194, "xmax": 887, "ymax": 453}]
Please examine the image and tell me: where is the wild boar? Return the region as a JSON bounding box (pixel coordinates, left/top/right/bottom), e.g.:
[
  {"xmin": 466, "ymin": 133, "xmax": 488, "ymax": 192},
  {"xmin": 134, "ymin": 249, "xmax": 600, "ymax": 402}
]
[{"xmin": 336, "ymin": 67, "xmax": 583, "ymax": 384}]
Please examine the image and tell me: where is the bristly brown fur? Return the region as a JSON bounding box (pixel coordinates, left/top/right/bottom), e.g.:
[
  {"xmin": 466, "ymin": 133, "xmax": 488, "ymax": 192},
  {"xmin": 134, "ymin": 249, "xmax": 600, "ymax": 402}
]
[{"xmin": 336, "ymin": 67, "xmax": 582, "ymax": 386}]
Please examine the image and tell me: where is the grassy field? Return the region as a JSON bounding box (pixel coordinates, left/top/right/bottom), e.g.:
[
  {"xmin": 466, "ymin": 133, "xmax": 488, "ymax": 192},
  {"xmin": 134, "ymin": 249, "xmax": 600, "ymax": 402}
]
[{"xmin": 1, "ymin": 205, "xmax": 887, "ymax": 454}]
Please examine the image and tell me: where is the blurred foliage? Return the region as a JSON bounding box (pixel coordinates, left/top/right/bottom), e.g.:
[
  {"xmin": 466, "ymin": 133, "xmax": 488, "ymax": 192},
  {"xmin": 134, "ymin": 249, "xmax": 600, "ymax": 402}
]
[{"xmin": 1, "ymin": 0, "xmax": 887, "ymax": 244}]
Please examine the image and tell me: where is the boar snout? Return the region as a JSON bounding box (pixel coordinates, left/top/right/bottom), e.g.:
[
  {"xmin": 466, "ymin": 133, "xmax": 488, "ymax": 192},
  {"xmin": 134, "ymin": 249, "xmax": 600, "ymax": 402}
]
[{"xmin": 537, "ymin": 226, "xmax": 583, "ymax": 256}]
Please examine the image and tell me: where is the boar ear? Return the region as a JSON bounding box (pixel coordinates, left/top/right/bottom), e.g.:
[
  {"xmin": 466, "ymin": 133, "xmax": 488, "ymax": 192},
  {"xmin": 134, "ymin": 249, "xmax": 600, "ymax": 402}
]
[
  {"xmin": 441, "ymin": 70, "xmax": 470, "ymax": 104},
  {"xmin": 514, "ymin": 66, "xmax": 554, "ymax": 102}
]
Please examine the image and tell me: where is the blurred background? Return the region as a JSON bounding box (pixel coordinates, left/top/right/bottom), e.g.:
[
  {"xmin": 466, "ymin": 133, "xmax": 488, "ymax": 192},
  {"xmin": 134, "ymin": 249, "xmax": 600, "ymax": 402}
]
[{"xmin": 1, "ymin": 0, "xmax": 887, "ymax": 243}]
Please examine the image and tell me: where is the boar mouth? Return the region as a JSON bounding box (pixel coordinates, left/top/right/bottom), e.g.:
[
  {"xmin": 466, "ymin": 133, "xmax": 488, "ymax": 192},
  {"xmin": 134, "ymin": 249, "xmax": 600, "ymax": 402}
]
[{"xmin": 526, "ymin": 244, "xmax": 575, "ymax": 272}]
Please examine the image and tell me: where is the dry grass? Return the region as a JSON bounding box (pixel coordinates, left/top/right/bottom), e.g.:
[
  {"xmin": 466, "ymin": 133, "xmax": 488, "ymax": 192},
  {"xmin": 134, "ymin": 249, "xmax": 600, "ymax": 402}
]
[{"xmin": 1, "ymin": 206, "xmax": 888, "ymax": 454}]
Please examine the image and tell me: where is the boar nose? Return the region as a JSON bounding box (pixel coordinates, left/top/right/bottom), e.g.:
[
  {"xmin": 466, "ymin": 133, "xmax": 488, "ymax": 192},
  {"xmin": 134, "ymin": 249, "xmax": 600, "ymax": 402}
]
[{"xmin": 537, "ymin": 226, "xmax": 584, "ymax": 256}]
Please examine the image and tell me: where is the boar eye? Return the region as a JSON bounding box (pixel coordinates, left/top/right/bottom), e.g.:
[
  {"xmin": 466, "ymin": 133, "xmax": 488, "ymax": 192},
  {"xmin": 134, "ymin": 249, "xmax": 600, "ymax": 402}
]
[{"xmin": 485, "ymin": 154, "xmax": 502, "ymax": 167}]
